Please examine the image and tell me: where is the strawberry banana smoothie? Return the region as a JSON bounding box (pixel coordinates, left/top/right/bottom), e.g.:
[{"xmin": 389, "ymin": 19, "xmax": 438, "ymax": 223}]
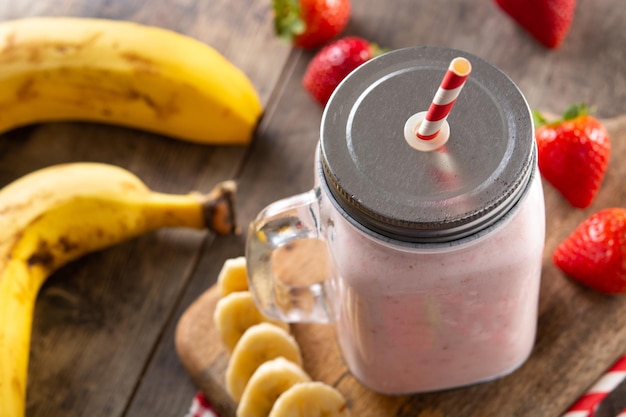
[
  {"xmin": 247, "ymin": 46, "xmax": 546, "ymax": 395},
  {"xmin": 323, "ymin": 172, "xmax": 545, "ymax": 394}
]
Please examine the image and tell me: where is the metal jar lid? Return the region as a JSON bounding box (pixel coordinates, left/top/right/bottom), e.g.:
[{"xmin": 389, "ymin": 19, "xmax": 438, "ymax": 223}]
[{"xmin": 320, "ymin": 46, "xmax": 535, "ymax": 243}]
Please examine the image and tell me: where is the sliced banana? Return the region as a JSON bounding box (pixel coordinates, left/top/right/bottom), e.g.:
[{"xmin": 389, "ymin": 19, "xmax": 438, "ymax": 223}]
[
  {"xmin": 237, "ymin": 357, "xmax": 311, "ymax": 417},
  {"xmin": 218, "ymin": 256, "xmax": 249, "ymax": 296},
  {"xmin": 226, "ymin": 323, "xmax": 303, "ymax": 402},
  {"xmin": 214, "ymin": 291, "xmax": 289, "ymax": 352},
  {"xmin": 269, "ymin": 382, "xmax": 351, "ymax": 417}
]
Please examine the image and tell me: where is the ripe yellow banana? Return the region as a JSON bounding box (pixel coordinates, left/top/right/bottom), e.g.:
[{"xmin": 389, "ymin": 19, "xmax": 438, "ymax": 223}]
[
  {"xmin": 0, "ymin": 17, "xmax": 263, "ymax": 144},
  {"xmin": 269, "ymin": 382, "xmax": 351, "ymax": 417},
  {"xmin": 0, "ymin": 162, "xmax": 237, "ymax": 417},
  {"xmin": 226, "ymin": 322, "xmax": 303, "ymax": 402},
  {"xmin": 237, "ymin": 357, "xmax": 311, "ymax": 417}
]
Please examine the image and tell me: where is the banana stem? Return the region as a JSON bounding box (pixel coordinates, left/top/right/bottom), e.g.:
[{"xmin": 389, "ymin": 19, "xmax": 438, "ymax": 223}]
[
  {"xmin": 199, "ymin": 180, "xmax": 238, "ymax": 235},
  {"xmin": 143, "ymin": 180, "xmax": 238, "ymax": 235}
]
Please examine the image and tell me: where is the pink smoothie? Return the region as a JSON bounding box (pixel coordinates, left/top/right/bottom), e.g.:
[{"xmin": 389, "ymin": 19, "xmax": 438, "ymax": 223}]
[{"xmin": 319, "ymin": 171, "xmax": 545, "ymax": 394}]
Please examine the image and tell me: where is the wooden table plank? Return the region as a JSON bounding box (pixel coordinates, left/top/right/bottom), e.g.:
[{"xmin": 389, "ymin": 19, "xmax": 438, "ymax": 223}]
[{"xmin": 127, "ymin": 234, "xmax": 248, "ymax": 416}]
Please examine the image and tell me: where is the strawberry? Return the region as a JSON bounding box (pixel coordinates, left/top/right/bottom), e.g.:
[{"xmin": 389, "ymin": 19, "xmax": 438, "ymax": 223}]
[
  {"xmin": 273, "ymin": 0, "xmax": 351, "ymax": 49},
  {"xmin": 553, "ymin": 208, "xmax": 626, "ymax": 294},
  {"xmin": 302, "ymin": 36, "xmax": 378, "ymax": 106},
  {"xmin": 534, "ymin": 104, "xmax": 610, "ymax": 208},
  {"xmin": 493, "ymin": 0, "xmax": 576, "ymax": 48}
]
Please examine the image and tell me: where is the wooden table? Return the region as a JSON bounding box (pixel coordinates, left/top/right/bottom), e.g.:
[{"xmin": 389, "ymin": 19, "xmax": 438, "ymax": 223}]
[{"xmin": 1, "ymin": 0, "xmax": 625, "ymax": 416}]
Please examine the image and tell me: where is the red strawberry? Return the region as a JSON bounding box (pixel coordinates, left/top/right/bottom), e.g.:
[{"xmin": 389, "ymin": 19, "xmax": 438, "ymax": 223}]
[
  {"xmin": 534, "ymin": 104, "xmax": 611, "ymax": 208},
  {"xmin": 494, "ymin": 0, "xmax": 576, "ymax": 48},
  {"xmin": 303, "ymin": 37, "xmax": 378, "ymax": 106},
  {"xmin": 273, "ymin": 0, "xmax": 351, "ymax": 49},
  {"xmin": 553, "ymin": 208, "xmax": 626, "ymax": 294}
]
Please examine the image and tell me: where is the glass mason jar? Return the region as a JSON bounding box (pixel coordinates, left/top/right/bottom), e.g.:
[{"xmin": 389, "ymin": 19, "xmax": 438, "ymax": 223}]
[{"xmin": 246, "ymin": 46, "xmax": 545, "ymax": 394}]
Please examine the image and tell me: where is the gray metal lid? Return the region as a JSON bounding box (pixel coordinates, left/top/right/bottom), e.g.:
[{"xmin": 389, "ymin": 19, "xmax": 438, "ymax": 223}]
[{"xmin": 320, "ymin": 46, "xmax": 534, "ymax": 243}]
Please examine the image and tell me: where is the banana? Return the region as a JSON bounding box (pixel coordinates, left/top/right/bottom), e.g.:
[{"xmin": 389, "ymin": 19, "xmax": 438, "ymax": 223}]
[
  {"xmin": 237, "ymin": 357, "xmax": 311, "ymax": 417},
  {"xmin": 0, "ymin": 17, "xmax": 263, "ymax": 144},
  {"xmin": 217, "ymin": 256, "xmax": 249, "ymax": 296},
  {"xmin": 269, "ymin": 382, "xmax": 351, "ymax": 417},
  {"xmin": 225, "ymin": 322, "xmax": 302, "ymax": 402},
  {"xmin": 0, "ymin": 162, "xmax": 237, "ymax": 417},
  {"xmin": 214, "ymin": 291, "xmax": 289, "ymax": 352}
]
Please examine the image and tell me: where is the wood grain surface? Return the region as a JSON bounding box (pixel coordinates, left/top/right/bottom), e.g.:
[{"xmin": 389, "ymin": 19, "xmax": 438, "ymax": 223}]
[{"xmin": 0, "ymin": 0, "xmax": 624, "ymax": 416}]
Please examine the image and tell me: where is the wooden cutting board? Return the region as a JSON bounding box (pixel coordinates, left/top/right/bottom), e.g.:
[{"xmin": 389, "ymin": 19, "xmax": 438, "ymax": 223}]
[{"xmin": 175, "ymin": 115, "xmax": 626, "ymax": 417}]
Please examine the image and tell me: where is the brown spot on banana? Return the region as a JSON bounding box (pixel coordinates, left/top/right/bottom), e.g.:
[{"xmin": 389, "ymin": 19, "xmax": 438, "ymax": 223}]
[
  {"xmin": 1, "ymin": 32, "xmax": 103, "ymax": 65},
  {"xmin": 16, "ymin": 77, "xmax": 37, "ymax": 101},
  {"xmin": 57, "ymin": 237, "xmax": 80, "ymax": 254},
  {"xmin": 26, "ymin": 241, "xmax": 54, "ymax": 269},
  {"xmin": 120, "ymin": 51, "xmax": 158, "ymax": 74},
  {"xmin": 126, "ymin": 88, "xmax": 179, "ymax": 119},
  {"xmin": 24, "ymin": 235, "xmax": 81, "ymax": 271},
  {"xmin": 0, "ymin": 198, "xmax": 37, "ymax": 217}
]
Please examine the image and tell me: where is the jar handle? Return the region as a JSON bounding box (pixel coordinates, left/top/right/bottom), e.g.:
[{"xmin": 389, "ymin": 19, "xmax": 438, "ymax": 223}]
[{"xmin": 246, "ymin": 188, "xmax": 333, "ymax": 324}]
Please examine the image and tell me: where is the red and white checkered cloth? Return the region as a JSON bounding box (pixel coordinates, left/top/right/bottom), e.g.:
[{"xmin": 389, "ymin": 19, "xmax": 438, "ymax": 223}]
[{"xmin": 184, "ymin": 392, "xmax": 220, "ymax": 417}]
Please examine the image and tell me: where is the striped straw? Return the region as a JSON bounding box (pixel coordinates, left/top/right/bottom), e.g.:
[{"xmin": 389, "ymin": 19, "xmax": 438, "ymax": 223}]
[
  {"xmin": 561, "ymin": 355, "xmax": 626, "ymax": 417},
  {"xmin": 416, "ymin": 57, "xmax": 471, "ymax": 140},
  {"xmin": 618, "ymin": 408, "xmax": 626, "ymax": 417}
]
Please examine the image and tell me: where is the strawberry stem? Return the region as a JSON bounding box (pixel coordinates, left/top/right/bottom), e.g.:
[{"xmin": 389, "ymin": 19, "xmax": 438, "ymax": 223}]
[
  {"xmin": 370, "ymin": 43, "xmax": 388, "ymax": 58},
  {"xmin": 273, "ymin": 0, "xmax": 305, "ymax": 40},
  {"xmin": 532, "ymin": 110, "xmax": 549, "ymax": 128},
  {"xmin": 562, "ymin": 103, "xmax": 591, "ymax": 120},
  {"xmin": 533, "ymin": 102, "xmax": 594, "ymax": 128}
]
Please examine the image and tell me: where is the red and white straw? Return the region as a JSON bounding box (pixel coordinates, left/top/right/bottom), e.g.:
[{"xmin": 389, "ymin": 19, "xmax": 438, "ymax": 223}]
[
  {"xmin": 561, "ymin": 355, "xmax": 626, "ymax": 417},
  {"xmin": 618, "ymin": 408, "xmax": 626, "ymax": 417},
  {"xmin": 416, "ymin": 57, "xmax": 471, "ymax": 141}
]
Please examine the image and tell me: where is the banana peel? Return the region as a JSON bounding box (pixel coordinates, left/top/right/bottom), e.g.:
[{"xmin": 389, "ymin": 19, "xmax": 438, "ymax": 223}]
[
  {"xmin": 0, "ymin": 17, "xmax": 263, "ymax": 144},
  {"xmin": 0, "ymin": 162, "xmax": 237, "ymax": 417}
]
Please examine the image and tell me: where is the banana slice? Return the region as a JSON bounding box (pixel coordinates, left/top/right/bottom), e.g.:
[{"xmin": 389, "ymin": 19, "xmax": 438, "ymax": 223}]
[
  {"xmin": 269, "ymin": 382, "xmax": 351, "ymax": 417},
  {"xmin": 237, "ymin": 357, "xmax": 311, "ymax": 417},
  {"xmin": 214, "ymin": 291, "xmax": 289, "ymax": 352},
  {"xmin": 218, "ymin": 256, "xmax": 249, "ymax": 296},
  {"xmin": 226, "ymin": 323, "xmax": 303, "ymax": 402}
]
